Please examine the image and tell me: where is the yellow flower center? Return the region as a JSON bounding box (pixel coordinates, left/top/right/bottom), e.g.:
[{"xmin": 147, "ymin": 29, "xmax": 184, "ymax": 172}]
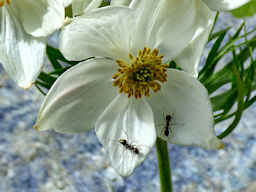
[
  {"xmin": 0, "ymin": 0, "xmax": 10, "ymax": 7},
  {"xmin": 113, "ymin": 47, "xmax": 169, "ymax": 99}
]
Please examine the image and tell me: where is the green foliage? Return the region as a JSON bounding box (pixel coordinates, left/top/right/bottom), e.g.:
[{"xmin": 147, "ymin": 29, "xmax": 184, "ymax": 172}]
[
  {"xmin": 100, "ymin": 0, "xmax": 110, "ymax": 7},
  {"xmin": 200, "ymin": 23, "xmax": 256, "ymax": 139},
  {"xmin": 231, "ymin": 0, "xmax": 256, "ymax": 18},
  {"xmin": 34, "ymin": 45, "xmax": 83, "ymax": 94}
]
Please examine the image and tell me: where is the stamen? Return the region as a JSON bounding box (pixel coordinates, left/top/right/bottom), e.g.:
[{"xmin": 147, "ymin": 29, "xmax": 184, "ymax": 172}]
[
  {"xmin": 0, "ymin": 0, "xmax": 11, "ymax": 7},
  {"xmin": 0, "ymin": 0, "xmax": 4, "ymax": 7},
  {"xmin": 113, "ymin": 47, "xmax": 169, "ymax": 99}
]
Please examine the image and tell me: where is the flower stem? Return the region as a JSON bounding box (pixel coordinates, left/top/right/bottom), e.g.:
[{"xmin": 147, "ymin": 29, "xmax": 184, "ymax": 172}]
[
  {"xmin": 156, "ymin": 137, "xmax": 172, "ymax": 192},
  {"xmin": 65, "ymin": 5, "xmax": 72, "ymax": 17}
]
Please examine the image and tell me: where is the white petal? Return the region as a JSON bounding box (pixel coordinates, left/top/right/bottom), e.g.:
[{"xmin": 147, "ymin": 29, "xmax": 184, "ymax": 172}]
[
  {"xmin": 72, "ymin": 0, "xmax": 102, "ymax": 16},
  {"xmin": 96, "ymin": 95, "xmax": 156, "ymax": 176},
  {"xmin": 129, "ymin": 0, "xmax": 214, "ymax": 61},
  {"xmin": 35, "ymin": 58, "xmax": 117, "ymax": 133},
  {"xmin": 60, "ymin": 7, "xmax": 134, "ymax": 61},
  {"xmin": 147, "ymin": 69, "xmax": 224, "ymax": 150},
  {"xmin": 63, "ymin": 0, "xmax": 72, "ymax": 7},
  {"xmin": 0, "ymin": 7, "xmax": 46, "ymax": 88},
  {"xmin": 111, "ymin": 0, "xmax": 131, "ymax": 6},
  {"xmin": 174, "ymin": 14, "xmax": 214, "ymax": 77},
  {"xmin": 11, "ymin": 0, "xmax": 65, "ymax": 37},
  {"xmin": 202, "ymin": 0, "xmax": 250, "ymax": 11}
]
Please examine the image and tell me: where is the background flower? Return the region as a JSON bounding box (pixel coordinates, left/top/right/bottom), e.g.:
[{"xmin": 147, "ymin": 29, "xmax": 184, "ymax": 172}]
[{"xmin": 0, "ymin": 0, "xmax": 65, "ymax": 88}]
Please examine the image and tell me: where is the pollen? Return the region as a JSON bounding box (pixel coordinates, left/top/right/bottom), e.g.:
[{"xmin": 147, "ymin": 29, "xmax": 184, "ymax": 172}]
[
  {"xmin": 113, "ymin": 47, "xmax": 169, "ymax": 99},
  {"xmin": 0, "ymin": 0, "xmax": 10, "ymax": 7}
]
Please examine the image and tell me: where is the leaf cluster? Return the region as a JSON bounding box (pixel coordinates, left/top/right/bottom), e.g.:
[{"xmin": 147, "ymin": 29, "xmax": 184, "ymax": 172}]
[{"xmin": 200, "ymin": 22, "xmax": 256, "ymax": 139}]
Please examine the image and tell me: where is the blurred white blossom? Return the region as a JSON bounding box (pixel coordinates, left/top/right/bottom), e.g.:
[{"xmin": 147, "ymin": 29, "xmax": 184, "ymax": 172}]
[{"xmin": 0, "ymin": 0, "xmax": 65, "ymax": 88}]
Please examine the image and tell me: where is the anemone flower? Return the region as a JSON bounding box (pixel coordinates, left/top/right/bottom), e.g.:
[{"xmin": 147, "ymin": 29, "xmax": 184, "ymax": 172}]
[
  {"xmin": 0, "ymin": 0, "xmax": 65, "ymax": 88},
  {"xmin": 35, "ymin": 0, "xmax": 224, "ymax": 176}
]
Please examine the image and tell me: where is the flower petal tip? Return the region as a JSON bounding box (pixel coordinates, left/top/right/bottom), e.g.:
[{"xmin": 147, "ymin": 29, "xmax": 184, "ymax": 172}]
[
  {"xmin": 217, "ymin": 142, "xmax": 225, "ymax": 150},
  {"xmin": 63, "ymin": 17, "xmax": 72, "ymax": 27},
  {"xmin": 33, "ymin": 123, "xmax": 39, "ymax": 131},
  {"xmin": 208, "ymin": 137, "xmax": 225, "ymax": 150},
  {"xmin": 20, "ymin": 82, "xmax": 33, "ymax": 90}
]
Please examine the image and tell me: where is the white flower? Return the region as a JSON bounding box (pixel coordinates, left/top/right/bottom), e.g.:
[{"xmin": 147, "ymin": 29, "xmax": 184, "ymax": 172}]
[
  {"xmin": 35, "ymin": 0, "xmax": 224, "ymax": 176},
  {"xmin": 63, "ymin": 0, "xmax": 72, "ymax": 7},
  {"xmin": 0, "ymin": 0, "xmax": 65, "ymax": 88},
  {"xmin": 202, "ymin": 0, "xmax": 250, "ymax": 11}
]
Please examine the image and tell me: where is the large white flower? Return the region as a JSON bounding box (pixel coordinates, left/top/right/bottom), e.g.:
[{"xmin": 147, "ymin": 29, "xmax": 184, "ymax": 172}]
[
  {"xmin": 0, "ymin": 0, "xmax": 65, "ymax": 88},
  {"xmin": 35, "ymin": 0, "xmax": 224, "ymax": 176}
]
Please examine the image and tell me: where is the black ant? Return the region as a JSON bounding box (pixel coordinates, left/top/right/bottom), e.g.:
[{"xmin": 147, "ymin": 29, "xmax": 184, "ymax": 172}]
[
  {"xmin": 119, "ymin": 139, "xmax": 140, "ymax": 155},
  {"xmin": 164, "ymin": 114, "xmax": 172, "ymax": 137}
]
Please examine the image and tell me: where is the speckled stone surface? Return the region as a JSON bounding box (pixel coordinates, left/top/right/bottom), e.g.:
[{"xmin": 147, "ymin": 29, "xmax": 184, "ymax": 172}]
[{"xmin": 0, "ymin": 13, "xmax": 256, "ymax": 192}]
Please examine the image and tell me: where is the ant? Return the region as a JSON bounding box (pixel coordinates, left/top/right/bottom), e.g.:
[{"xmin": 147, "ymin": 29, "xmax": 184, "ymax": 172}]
[
  {"xmin": 163, "ymin": 114, "xmax": 172, "ymax": 137},
  {"xmin": 119, "ymin": 139, "xmax": 140, "ymax": 155}
]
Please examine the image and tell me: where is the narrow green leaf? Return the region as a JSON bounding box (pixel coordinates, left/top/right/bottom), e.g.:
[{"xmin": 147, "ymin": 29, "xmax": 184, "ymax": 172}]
[
  {"xmin": 49, "ymin": 66, "xmax": 72, "ymax": 76},
  {"xmin": 199, "ymin": 30, "xmax": 227, "ymax": 81},
  {"xmin": 47, "ymin": 45, "xmax": 81, "ymax": 65},
  {"xmin": 203, "ymin": 35, "xmax": 256, "ymax": 94},
  {"xmin": 47, "ymin": 52, "xmax": 62, "ymax": 70},
  {"xmin": 37, "ymin": 72, "xmax": 57, "ymax": 85},
  {"xmin": 211, "ymin": 88, "xmax": 237, "ymax": 113},
  {"xmin": 208, "ymin": 27, "xmax": 231, "ymax": 42},
  {"xmin": 35, "ymin": 80, "xmax": 52, "ymax": 90},
  {"xmin": 34, "ymin": 83, "xmax": 47, "ymax": 95},
  {"xmin": 232, "ymin": 22, "xmax": 245, "ymax": 40},
  {"xmin": 217, "ymin": 49, "xmax": 245, "ymax": 139}
]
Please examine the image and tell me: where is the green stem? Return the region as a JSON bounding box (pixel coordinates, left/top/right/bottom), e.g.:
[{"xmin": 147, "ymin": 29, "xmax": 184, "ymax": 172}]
[
  {"xmin": 65, "ymin": 5, "xmax": 72, "ymax": 17},
  {"xmin": 156, "ymin": 137, "xmax": 172, "ymax": 192}
]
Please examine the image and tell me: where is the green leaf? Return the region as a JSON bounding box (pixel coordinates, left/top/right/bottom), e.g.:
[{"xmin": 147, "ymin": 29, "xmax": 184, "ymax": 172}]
[
  {"xmin": 211, "ymin": 88, "xmax": 237, "ymax": 114},
  {"xmin": 208, "ymin": 27, "xmax": 231, "ymax": 42},
  {"xmin": 199, "ymin": 29, "xmax": 227, "ymax": 81},
  {"xmin": 100, "ymin": 0, "xmax": 110, "ymax": 7},
  {"xmin": 217, "ymin": 50, "xmax": 245, "ymax": 139},
  {"xmin": 231, "ymin": 0, "xmax": 256, "ymax": 18},
  {"xmin": 49, "ymin": 66, "xmax": 72, "ymax": 76},
  {"xmin": 47, "ymin": 45, "xmax": 81, "ymax": 65},
  {"xmin": 34, "ymin": 83, "xmax": 47, "ymax": 96},
  {"xmin": 37, "ymin": 72, "xmax": 57, "ymax": 86},
  {"xmin": 35, "ymin": 80, "xmax": 52, "ymax": 90},
  {"xmin": 47, "ymin": 48, "xmax": 62, "ymax": 70},
  {"xmin": 203, "ymin": 33, "xmax": 256, "ymax": 94}
]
